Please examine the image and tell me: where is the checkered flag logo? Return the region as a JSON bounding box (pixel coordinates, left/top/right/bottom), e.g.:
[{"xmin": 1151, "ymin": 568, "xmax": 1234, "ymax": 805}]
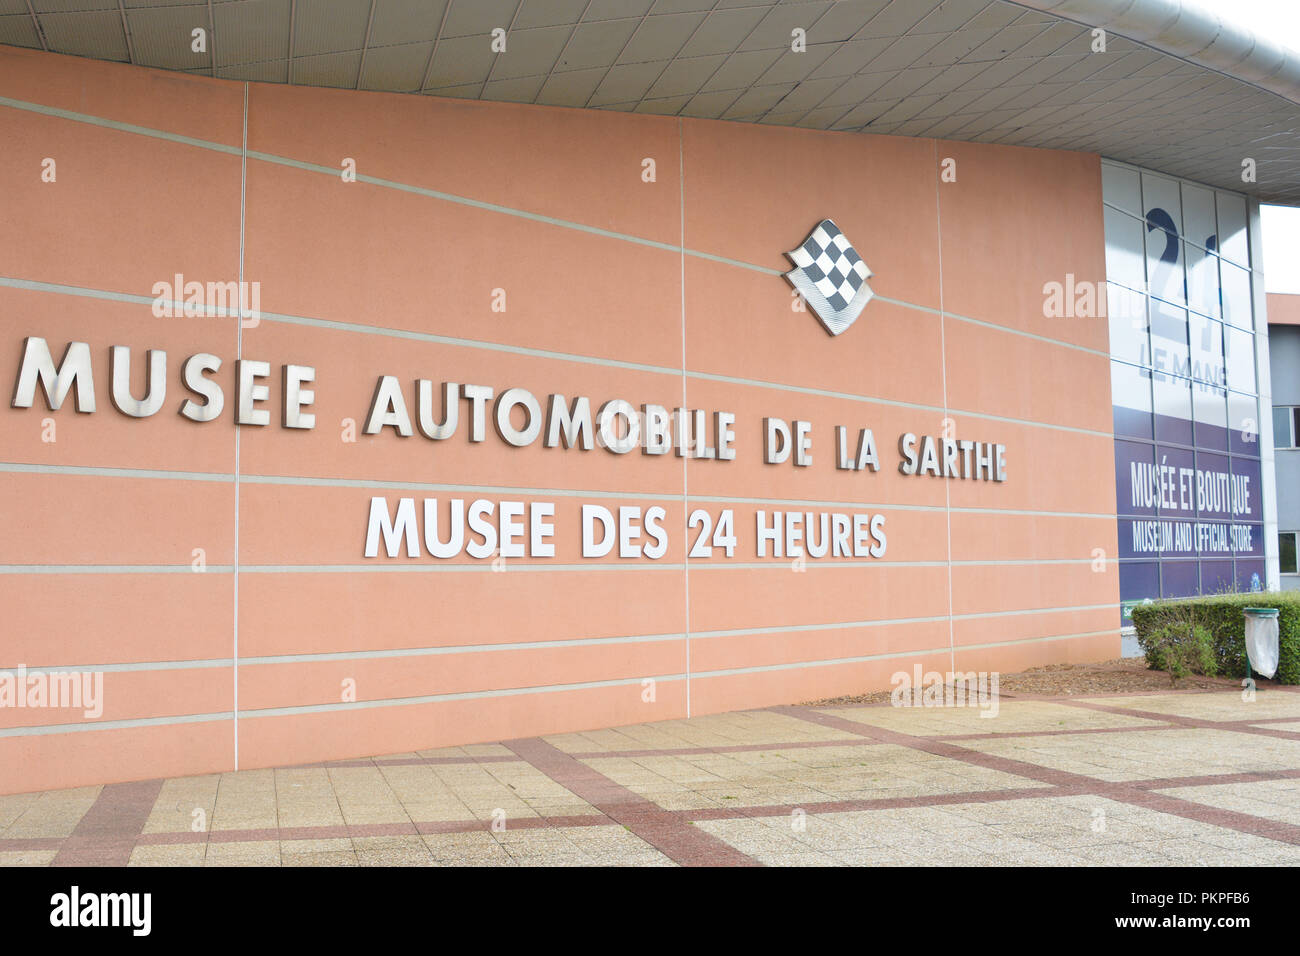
[{"xmin": 784, "ymin": 219, "xmax": 874, "ymax": 336}]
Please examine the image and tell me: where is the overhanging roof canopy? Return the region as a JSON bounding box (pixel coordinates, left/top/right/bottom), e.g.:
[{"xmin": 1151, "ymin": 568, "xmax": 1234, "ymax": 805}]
[{"xmin": 2, "ymin": 0, "xmax": 1299, "ymax": 202}]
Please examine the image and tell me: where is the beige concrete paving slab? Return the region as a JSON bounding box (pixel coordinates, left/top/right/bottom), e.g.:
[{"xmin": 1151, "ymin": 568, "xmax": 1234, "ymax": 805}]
[
  {"xmin": 0, "ymin": 786, "xmax": 100, "ymax": 839},
  {"xmin": 281, "ymin": 849, "xmax": 359, "ymax": 867},
  {"xmin": 545, "ymin": 710, "xmax": 857, "ymax": 754},
  {"xmin": 956, "ymin": 728, "xmax": 1300, "ymax": 782},
  {"xmin": 583, "ymin": 742, "xmax": 1049, "ymax": 811},
  {"xmin": 142, "ymin": 775, "xmax": 220, "ymax": 835},
  {"xmin": 821, "ymin": 700, "xmax": 1168, "ymax": 735},
  {"xmin": 210, "ymin": 771, "xmax": 278, "ymax": 831},
  {"xmin": 1252, "ymin": 720, "xmax": 1300, "ymax": 732},
  {"xmin": 1080, "ymin": 691, "xmax": 1300, "ymax": 721},
  {"xmin": 1156, "ymin": 779, "xmax": 1300, "ymax": 828},
  {"xmin": 0, "ymin": 848, "xmax": 59, "ymax": 866},
  {"xmin": 204, "ymin": 840, "xmax": 281, "ymax": 866},
  {"xmin": 127, "ymin": 843, "xmax": 206, "ymax": 866}
]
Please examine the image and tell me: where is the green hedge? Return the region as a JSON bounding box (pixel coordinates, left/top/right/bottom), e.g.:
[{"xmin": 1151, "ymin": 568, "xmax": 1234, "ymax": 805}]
[{"xmin": 1131, "ymin": 593, "xmax": 1300, "ymax": 685}]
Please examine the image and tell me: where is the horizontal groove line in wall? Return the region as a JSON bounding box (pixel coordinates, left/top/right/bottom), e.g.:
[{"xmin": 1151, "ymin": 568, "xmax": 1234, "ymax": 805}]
[{"xmin": 0, "ymin": 629, "xmax": 1118, "ymax": 737}]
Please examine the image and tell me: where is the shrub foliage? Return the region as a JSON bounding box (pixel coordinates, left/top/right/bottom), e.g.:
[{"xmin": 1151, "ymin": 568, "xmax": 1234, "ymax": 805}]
[{"xmin": 1131, "ymin": 593, "xmax": 1300, "ymax": 685}]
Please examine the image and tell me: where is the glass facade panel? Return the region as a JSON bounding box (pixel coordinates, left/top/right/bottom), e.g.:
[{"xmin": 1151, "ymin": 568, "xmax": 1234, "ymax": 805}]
[
  {"xmin": 1115, "ymin": 439, "xmax": 1157, "ymax": 517},
  {"xmin": 1103, "ymin": 164, "xmax": 1142, "ymax": 215},
  {"xmin": 1153, "ymin": 372, "xmax": 1193, "ymax": 445},
  {"xmin": 1225, "ymin": 325, "xmax": 1256, "ymax": 394},
  {"xmin": 1145, "ymin": 216, "xmax": 1185, "ymax": 305},
  {"xmin": 1162, "ymin": 560, "xmax": 1200, "ymax": 598},
  {"xmin": 1189, "ymin": 312, "xmax": 1224, "ymax": 389},
  {"xmin": 1227, "ymin": 390, "xmax": 1259, "ymax": 456},
  {"xmin": 1111, "ymin": 360, "xmax": 1152, "ymax": 439},
  {"xmin": 1216, "ymin": 192, "xmax": 1249, "ymax": 266},
  {"xmin": 1104, "ymin": 161, "xmax": 1266, "ymax": 610},
  {"xmin": 1104, "ymin": 206, "xmax": 1146, "ymax": 292},
  {"xmin": 1107, "ymin": 282, "xmax": 1148, "ymax": 365},
  {"xmin": 1202, "ymin": 560, "xmax": 1236, "ymax": 595},
  {"xmin": 1142, "ymin": 173, "xmax": 1183, "ymax": 236},
  {"xmin": 1181, "ymin": 183, "xmax": 1217, "ymax": 251},
  {"xmin": 1185, "ymin": 241, "xmax": 1220, "ymax": 319},
  {"xmin": 1221, "ymin": 261, "xmax": 1253, "ymax": 330},
  {"xmin": 1230, "ymin": 456, "xmax": 1263, "ymax": 522},
  {"xmin": 1235, "ymin": 561, "xmax": 1266, "ymax": 593},
  {"xmin": 1193, "ymin": 382, "xmax": 1228, "ymax": 451},
  {"xmin": 1149, "ymin": 299, "xmax": 1190, "ymax": 376}
]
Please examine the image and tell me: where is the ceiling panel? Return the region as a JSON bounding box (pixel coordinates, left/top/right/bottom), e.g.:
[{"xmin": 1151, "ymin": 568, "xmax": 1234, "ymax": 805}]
[
  {"xmin": 368, "ymin": 0, "xmax": 448, "ymax": 47},
  {"xmin": 359, "ymin": 39, "xmax": 431, "ymax": 91},
  {"xmin": 38, "ymin": 10, "xmax": 127, "ymax": 60},
  {"xmin": 128, "ymin": 5, "xmax": 211, "ymax": 72},
  {"xmin": 213, "ymin": 0, "xmax": 289, "ymax": 67}
]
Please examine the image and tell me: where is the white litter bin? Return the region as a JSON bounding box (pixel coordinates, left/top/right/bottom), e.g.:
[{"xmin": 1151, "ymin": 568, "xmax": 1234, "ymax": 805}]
[{"xmin": 1243, "ymin": 607, "xmax": 1280, "ymax": 680}]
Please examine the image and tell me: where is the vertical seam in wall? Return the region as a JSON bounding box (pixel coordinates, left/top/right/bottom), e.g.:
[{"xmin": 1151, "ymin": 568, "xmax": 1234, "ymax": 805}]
[
  {"xmin": 934, "ymin": 141, "xmax": 955, "ymax": 676},
  {"xmin": 234, "ymin": 81, "xmax": 248, "ymax": 769},
  {"xmin": 679, "ymin": 118, "xmax": 691, "ymax": 718}
]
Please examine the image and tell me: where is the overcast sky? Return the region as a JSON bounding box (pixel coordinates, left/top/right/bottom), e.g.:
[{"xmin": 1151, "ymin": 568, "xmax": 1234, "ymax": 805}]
[{"xmin": 1261, "ymin": 206, "xmax": 1300, "ymax": 294}]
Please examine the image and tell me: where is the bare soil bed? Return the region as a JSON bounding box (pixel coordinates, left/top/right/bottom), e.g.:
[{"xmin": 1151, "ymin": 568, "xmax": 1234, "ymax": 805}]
[{"xmin": 804, "ymin": 657, "xmax": 1264, "ymax": 707}]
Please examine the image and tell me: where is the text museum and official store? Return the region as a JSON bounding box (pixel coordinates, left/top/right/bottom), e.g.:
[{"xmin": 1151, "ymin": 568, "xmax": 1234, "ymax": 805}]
[{"xmin": 0, "ymin": 46, "xmax": 1277, "ymax": 793}]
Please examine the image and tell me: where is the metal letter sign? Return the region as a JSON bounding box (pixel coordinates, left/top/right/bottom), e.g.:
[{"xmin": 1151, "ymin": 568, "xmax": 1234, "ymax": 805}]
[{"xmin": 784, "ymin": 218, "xmax": 874, "ymax": 336}]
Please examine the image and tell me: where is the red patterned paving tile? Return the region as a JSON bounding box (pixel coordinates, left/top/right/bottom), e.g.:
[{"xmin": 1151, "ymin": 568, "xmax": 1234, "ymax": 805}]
[
  {"xmin": 503, "ymin": 736, "xmax": 761, "ymax": 867},
  {"xmin": 50, "ymin": 779, "xmax": 163, "ymax": 867},
  {"xmin": 770, "ymin": 704, "xmax": 1300, "ymax": 848}
]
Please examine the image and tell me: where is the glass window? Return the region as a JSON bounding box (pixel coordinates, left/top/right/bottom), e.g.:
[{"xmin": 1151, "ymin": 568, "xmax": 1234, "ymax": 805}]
[
  {"xmin": 1149, "ymin": 299, "xmax": 1190, "ymax": 377},
  {"xmin": 1235, "ymin": 559, "xmax": 1266, "ymax": 593},
  {"xmin": 1104, "ymin": 207, "xmax": 1146, "ymax": 292},
  {"xmin": 1216, "ymin": 192, "xmax": 1250, "ymax": 266},
  {"xmin": 1230, "ymin": 456, "xmax": 1262, "ymax": 522},
  {"xmin": 1185, "ymin": 241, "xmax": 1220, "ymax": 319},
  {"xmin": 1201, "ymin": 559, "xmax": 1236, "ymax": 594},
  {"xmin": 1162, "ymin": 560, "xmax": 1200, "ymax": 598},
  {"xmin": 1103, "ymin": 163, "xmax": 1142, "ymax": 215},
  {"xmin": 1197, "ymin": 450, "xmax": 1232, "ymax": 519},
  {"xmin": 1107, "ymin": 283, "xmax": 1149, "ymax": 365},
  {"xmin": 1154, "ymin": 372, "xmax": 1194, "ymax": 445},
  {"xmin": 1189, "ymin": 313, "xmax": 1224, "ymax": 388},
  {"xmin": 1233, "ymin": 523, "xmax": 1264, "ymax": 557},
  {"xmin": 1224, "ymin": 326, "xmax": 1256, "ymax": 394},
  {"xmin": 1282, "ymin": 532, "xmax": 1298, "ymax": 575},
  {"xmin": 1115, "ymin": 440, "xmax": 1157, "ymax": 517},
  {"xmin": 1193, "ymin": 383, "xmax": 1228, "ymax": 451},
  {"xmin": 1156, "ymin": 444, "xmax": 1196, "ymax": 520},
  {"xmin": 1182, "ymin": 183, "xmax": 1217, "ymax": 252},
  {"xmin": 1274, "ymin": 406, "xmax": 1294, "ymax": 448},
  {"xmin": 1227, "ymin": 391, "xmax": 1259, "ymax": 456},
  {"xmin": 1220, "ymin": 262, "xmax": 1253, "ymax": 330},
  {"xmin": 1145, "ymin": 213, "xmax": 1185, "ymax": 306},
  {"xmin": 1120, "ymin": 561, "xmax": 1160, "ymax": 603},
  {"xmin": 1111, "ymin": 361, "xmax": 1153, "ymax": 439},
  {"xmin": 1143, "ymin": 173, "xmax": 1183, "ymax": 236}
]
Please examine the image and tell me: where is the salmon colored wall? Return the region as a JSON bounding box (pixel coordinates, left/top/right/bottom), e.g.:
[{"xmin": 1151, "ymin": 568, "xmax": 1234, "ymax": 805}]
[
  {"xmin": 1267, "ymin": 292, "xmax": 1300, "ymax": 327},
  {"xmin": 0, "ymin": 47, "xmax": 1120, "ymax": 794}
]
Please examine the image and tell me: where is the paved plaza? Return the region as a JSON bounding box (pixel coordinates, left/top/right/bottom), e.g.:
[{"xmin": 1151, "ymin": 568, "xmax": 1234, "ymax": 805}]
[{"xmin": 4, "ymin": 687, "xmax": 1300, "ymax": 867}]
